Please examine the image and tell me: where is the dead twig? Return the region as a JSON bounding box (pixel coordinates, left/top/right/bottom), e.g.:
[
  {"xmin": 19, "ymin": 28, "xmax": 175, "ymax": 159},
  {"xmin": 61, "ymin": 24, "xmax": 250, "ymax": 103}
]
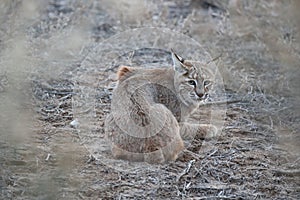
[
  {"xmin": 199, "ymin": 99, "xmax": 242, "ymax": 107},
  {"xmin": 176, "ymin": 159, "xmax": 195, "ymax": 182},
  {"xmin": 272, "ymin": 169, "xmax": 300, "ymax": 177},
  {"xmin": 45, "ymin": 154, "xmax": 51, "ymax": 161}
]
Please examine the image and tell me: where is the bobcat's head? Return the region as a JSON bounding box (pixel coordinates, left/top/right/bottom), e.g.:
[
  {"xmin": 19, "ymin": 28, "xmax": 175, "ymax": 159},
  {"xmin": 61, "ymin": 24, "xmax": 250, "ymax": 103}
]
[{"xmin": 172, "ymin": 50, "xmax": 213, "ymax": 108}]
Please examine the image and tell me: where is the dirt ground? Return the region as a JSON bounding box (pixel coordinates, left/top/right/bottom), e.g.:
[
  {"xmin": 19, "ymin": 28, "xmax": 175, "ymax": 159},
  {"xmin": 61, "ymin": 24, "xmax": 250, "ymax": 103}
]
[{"xmin": 0, "ymin": 0, "xmax": 299, "ymax": 199}]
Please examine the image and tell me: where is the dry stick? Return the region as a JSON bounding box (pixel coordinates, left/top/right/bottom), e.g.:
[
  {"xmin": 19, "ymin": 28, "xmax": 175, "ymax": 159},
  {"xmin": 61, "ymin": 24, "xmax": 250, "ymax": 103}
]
[
  {"xmin": 176, "ymin": 159, "xmax": 195, "ymax": 182},
  {"xmin": 37, "ymin": 81, "xmax": 73, "ymax": 92},
  {"xmin": 45, "ymin": 153, "xmax": 51, "ymax": 161},
  {"xmin": 87, "ymin": 154, "xmax": 96, "ymax": 164},
  {"xmin": 272, "ymin": 169, "xmax": 300, "ymax": 176},
  {"xmin": 194, "ymin": 195, "xmax": 238, "ymax": 200},
  {"xmin": 199, "ymin": 99, "xmax": 242, "ymax": 107},
  {"xmin": 182, "ymin": 149, "xmax": 204, "ymax": 160}
]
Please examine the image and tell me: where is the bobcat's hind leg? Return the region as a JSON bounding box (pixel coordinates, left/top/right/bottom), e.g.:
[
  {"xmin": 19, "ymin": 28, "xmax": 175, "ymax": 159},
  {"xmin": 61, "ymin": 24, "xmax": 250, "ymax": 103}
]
[
  {"xmin": 111, "ymin": 144, "xmax": 145, "ymax": 162},
  {"xmin": 161, "ymin": 132, "xmax": 184, "ymax": 162},
  {"xmin": 144, "ymin": 107, "xmax": 185, "ymax": 164}
]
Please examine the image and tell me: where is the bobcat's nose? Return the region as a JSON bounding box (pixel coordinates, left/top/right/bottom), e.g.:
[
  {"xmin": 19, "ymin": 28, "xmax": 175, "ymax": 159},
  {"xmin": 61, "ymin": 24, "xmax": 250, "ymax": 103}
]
[
  {"xmin": 195, "ymin": 91, "xmax": 208, "ymax": 100},
  {"xmin": 195, "ymin": 88, "xmax": 203, "ymax": 97},
  {"xmin": 196, "ymin": 92, "xmax": 204, "ymax": 98}
]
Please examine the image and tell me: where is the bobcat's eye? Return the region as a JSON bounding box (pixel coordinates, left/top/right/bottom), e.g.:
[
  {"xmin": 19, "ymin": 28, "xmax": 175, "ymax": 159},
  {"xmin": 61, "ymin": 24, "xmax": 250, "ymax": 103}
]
[
  {"xmin": 203, "ymin": 80, "xmax": 211, "ymax": 87},
  {"xmin": 188, "ymin": 80, "xmax": 196, "ymax": 86}
]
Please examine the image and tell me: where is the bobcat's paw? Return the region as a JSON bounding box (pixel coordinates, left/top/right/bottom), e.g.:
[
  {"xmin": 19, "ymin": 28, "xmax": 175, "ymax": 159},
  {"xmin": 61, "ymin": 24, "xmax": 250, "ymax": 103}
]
[{"xmin": 206, "ymin": 125, "xmax": 218, "ymax": 138}]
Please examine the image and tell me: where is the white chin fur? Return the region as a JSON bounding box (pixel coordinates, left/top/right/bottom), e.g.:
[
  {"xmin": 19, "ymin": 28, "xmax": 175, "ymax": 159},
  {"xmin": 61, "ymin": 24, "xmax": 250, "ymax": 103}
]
[{"xmin": 179, "ymin": 93, "xmax": 199, "ymax": 107}]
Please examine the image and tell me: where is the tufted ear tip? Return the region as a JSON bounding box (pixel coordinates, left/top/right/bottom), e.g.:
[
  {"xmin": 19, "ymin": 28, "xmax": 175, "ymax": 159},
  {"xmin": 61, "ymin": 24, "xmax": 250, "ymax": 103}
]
[
  {"xmin": 171, "ymin": 49, "xmax": 184, "ymax": 63},
  {"xmin": 171, "ymin": 50, "xmax": 191, "ymax": 73}
]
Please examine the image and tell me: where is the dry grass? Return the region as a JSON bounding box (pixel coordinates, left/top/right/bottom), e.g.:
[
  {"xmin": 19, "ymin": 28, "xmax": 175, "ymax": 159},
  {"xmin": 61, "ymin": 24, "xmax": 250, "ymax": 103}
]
[{"xmin": 26, "ymin": 75, "xmax": 299, "ymax": 199}]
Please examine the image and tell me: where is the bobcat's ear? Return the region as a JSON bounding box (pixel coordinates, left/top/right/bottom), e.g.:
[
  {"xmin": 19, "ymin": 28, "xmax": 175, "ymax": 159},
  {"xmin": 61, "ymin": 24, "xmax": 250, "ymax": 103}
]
[
  {"xmin": 171, "ymin": 49, "xmax": 190, "ymax": 73},
  {"xmin": 117, "ymin": 65, "xmax": 134, "ymax": 81}
]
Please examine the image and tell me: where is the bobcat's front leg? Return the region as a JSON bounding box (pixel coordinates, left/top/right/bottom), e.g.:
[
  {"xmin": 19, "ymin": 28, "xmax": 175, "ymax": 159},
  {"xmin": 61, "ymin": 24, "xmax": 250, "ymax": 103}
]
[{"xmin": 179, "ymin": 122, "xmax": 218, "ymax": 141}]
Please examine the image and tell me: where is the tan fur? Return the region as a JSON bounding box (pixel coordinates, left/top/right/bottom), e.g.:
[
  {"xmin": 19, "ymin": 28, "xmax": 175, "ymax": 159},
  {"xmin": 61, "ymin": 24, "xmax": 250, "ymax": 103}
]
[
  {"xmin": 117, "ymin": 65, "xmax": 135, "ymax": 80},
  {"xmin": 105, "ymin": 52, "xmax": 217, "ymax": 164}
]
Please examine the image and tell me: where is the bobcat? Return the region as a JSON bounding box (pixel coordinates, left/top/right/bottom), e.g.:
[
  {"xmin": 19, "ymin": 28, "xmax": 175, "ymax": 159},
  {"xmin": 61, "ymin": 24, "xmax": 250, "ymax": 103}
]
[{"xmin": 105, "ymin": 50, "xmax": 217, "ymax": 164}]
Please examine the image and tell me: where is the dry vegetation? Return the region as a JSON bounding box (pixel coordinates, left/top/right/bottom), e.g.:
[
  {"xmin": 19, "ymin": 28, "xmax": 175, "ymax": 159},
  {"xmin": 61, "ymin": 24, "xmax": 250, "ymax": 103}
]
[{"xmin": 0, "ymin": 0, "xmax": 299, "ymax": 199}]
